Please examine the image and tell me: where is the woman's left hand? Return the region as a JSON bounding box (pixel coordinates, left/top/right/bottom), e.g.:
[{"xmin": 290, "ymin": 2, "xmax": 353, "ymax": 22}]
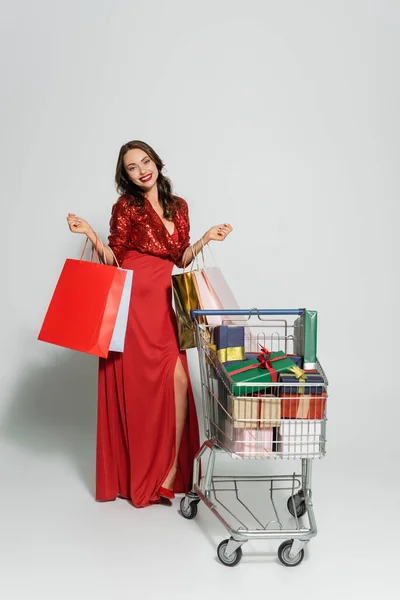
[{"xmin": 203, "ymin": 223, "xmax": 233, "ymax": 244}]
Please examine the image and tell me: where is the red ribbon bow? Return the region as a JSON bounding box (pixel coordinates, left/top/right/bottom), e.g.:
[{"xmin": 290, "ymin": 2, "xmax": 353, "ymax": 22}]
[
  {"xmin": 229, "ymin": 346, "xmax": 289, "ymax": 383},
  {"xmin": 256, "ymin": 346, "xmax": 281, "ymax": 382}
]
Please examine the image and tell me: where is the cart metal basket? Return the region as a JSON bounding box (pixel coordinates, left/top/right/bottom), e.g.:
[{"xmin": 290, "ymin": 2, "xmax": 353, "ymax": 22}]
[{"xmin": 180, "ymin": 309, "xmax": 328, "ymax": 567}]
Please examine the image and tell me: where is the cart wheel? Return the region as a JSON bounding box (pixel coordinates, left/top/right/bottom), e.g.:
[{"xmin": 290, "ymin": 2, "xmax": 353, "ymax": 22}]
[
  {"xmin": 180, "ymin": 497, "xmax": 198, "ymax": 520},
  {"xmin": 278, "ymin": 540, "xmax": 305, "ymax": 567},
  {"xmin": 217, "ymin": 539, "xmax": 243, "ymax": 567},
  {"xmin": 287, "ymin": 494, "xmax": 307, "ymax": 518}
]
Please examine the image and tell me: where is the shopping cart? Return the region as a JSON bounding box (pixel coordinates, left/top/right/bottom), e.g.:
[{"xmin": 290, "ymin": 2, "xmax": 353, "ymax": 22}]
[{"xmin": 180, "ymin": 309, "xmax": 328, "ymax": 567}]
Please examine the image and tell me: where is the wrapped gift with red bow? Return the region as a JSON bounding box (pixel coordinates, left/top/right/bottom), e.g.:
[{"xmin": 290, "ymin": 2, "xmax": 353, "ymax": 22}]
[
  {"xmin": 245, "ymin": 353, "xmax": 303, "ymax": 369},
  {"xmin": 224, "ymin": 347, "xmax": 297, "ymax": 397}
]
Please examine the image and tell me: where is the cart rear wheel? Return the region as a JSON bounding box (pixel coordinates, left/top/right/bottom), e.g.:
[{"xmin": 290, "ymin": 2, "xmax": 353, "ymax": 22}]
[
  {"xmin": 217, "ymin": 539, "xmax": 243, "ymax": 567},
  {"xmin": 287, "ymin": 493, "xmax": 307, "ymax": 518},
  {"xmin": 180, "ymin": 497, "xmax": 198, "ymax": 520},
  {"xmin": 278, "ymin": 540, "xmax": 305, "ymax": 567}
]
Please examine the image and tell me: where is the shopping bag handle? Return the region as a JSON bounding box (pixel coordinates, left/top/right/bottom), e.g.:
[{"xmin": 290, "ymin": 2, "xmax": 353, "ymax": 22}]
[
  {"xmin": 181, "ymin": 231, "xmax": 229, "ymax": 272},
  {"xmin": 203, "ymin": 241, "xmax": 217, "ymax": 267},
  {"xmin": 80, "ymin": 235, "xmax": 103, "ymax": 264},
  {"xmin": 183, "ymin": 240, "xmax": 205, "ymax": 273},
  {"xmin": 79, "ymin": 234, "xmax": 120, "ymax": 268},
  {"xmin": 191, "ymin": 308, "xmax": 307, "ymax": 319},
  {"xmin": 183, "ymin": 237, "xmax": 223, "ymax": 273}
]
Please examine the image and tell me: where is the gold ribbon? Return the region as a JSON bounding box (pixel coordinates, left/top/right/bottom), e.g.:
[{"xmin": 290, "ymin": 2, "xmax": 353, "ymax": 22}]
[
  {"xmin": 296, "ymin": 394, "xmax": 311, "ymax": 419},
  {"xmin": 287, "ymin": 365, "xmax": 307, "ymax": 394},
  {"xmin": 205, "ymin": 343, "xmax": 217, "ymax": 366},
  {"xmin": 217, "ymin": 346, "xmax": 245, "ymax": 363}
]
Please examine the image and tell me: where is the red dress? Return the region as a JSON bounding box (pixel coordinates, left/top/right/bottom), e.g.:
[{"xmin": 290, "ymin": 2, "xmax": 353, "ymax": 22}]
[{"xmin": 96, "ymin": 195, "xmax": 200, "ymax": 507}]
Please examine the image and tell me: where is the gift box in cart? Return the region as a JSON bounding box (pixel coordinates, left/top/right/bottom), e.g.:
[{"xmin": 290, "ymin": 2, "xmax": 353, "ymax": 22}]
[
  {"xmin": 278, "ymin": 419, "xmax": 323, "ymax": 456},
  {"xmin": 180, "ymin": 309, "xmax": 328, "ymax": 568}
]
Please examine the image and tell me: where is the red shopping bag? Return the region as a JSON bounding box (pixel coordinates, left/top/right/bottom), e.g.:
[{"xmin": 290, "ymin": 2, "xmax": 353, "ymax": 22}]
[{"xmin": 38, "ymin": 246, "xmax": 127, "ymax": 358}]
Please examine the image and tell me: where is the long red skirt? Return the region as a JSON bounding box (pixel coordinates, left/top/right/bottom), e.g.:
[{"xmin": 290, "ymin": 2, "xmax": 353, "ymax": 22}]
[{"xmin": 96, "ymin": 249, "xmax": 200, "ymax": 507}]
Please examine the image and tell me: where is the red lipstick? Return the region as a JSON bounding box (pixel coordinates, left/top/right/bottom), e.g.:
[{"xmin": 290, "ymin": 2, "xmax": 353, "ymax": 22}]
[{"xmin": 139, "ymin": 173, "xmax": 152, "ymax": 183}]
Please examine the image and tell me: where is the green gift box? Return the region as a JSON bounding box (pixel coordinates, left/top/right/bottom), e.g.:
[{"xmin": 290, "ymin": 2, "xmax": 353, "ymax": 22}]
[
  {"xmin": 224, "ymin": 351, "xmax": 296, "ymax": 397},
  {"xmin": 294, "ymin": 310, "xmax": 318, "ymax": 369}
]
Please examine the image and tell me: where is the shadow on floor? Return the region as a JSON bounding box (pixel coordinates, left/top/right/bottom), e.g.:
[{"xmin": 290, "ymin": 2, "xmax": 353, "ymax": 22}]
[{"xmin": 1, "ymin": 351, "xmax": 98, "ymax": 496}]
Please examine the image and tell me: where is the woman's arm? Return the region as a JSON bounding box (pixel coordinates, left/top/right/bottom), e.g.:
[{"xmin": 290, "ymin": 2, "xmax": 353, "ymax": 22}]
[
  {"xmin": 67, "ymin": 200, "xmax": 132, "ymax": 266},
  {"xmin": 66, "ymin": 214, "xmax": 116, "ymax": 266},
  {"xmin": 181, "ymin": 235, "xmax": 207, "ymax": 268},
  {"xmin": 86, "ymin": 226, "xmax": 116, "ymax": 266}
]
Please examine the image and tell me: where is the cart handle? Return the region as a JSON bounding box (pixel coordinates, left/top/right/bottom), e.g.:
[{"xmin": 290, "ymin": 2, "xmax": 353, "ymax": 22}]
[{"xmin": 191, "ymin": 308, "xmax": 306, "ymax": 319}]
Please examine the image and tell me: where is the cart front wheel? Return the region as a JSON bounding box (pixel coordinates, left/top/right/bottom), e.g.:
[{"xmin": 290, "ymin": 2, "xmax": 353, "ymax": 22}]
[
  {"xmin": 180, "ymin": 497, "xmax": 198, "ymax": 520},
  {"xmin": 287, "ymin": 493, "xmax": 307, "ymax": 518},
  {"xmin": 217, "ymin": 539, "xmax": 243, "ymax": 567},
  {"xmin": 278, "ymin": 540, "xmax": 305, "ymax": 567}
]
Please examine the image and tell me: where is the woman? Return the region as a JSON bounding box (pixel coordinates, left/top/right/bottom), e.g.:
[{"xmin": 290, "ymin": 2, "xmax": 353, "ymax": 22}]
[{"xmin": 67, "ymin": 140, "xmax": 232, "ymax": 508}]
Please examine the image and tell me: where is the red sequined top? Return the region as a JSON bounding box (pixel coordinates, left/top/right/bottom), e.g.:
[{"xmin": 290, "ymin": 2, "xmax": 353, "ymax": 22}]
[{"xmin": 108, "ymin": 195, "xmax": 191, "ymax": 267}]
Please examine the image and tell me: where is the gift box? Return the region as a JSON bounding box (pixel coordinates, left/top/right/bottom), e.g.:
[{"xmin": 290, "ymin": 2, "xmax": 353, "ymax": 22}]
[
  {"xmin": 279, "ymin": 371, "xmax": 325, "ymax": 395},
  {"xmin": 280, "ymin": 392, "xmax": 327, "ymax": 420},
  {"xmin": 227, "ymin": 394, "xmax": 280, "ymax": 429},
  {"xmin": 229, "ymin": 395, "xmax": 259, "ymax": 429},
  {"xmin": 232, "ymin": 427, "xmax": 274, "ymax": 457},
  {"xmin": 294, "ymin": 310, "xmax": 318, "ymax": 369},
  {"xmin": 259, "ymin": 394, "xmax": 281, "ymax": 425},
  {"xmin": 246, "ymin": 352, "xmax": 303, "ymax": 367},
  {"xmin": 224, "ymin": 352, "xmax": 252, "ymax": 367},
  {"xmin": 278, "ymin": 419, "xmax": 322, "ymax": 457},
  {"xmin": 213, "ymin": 325, "xmax": 245, "ymax": 363},
  {"xmin": 224, "ymin": 352, "xmax": 263, "ymax": 367},
  {"xmin": 224, "ymin": 350, "xmax": 296, "ymax": 396},
  {"xmin": 286, "ymin": 354, "xmax": 303, "ymax": 368},
  {"xmin": 205, "ymin": 343, "xmax": 218, "ymax": 372},
  {"xmin": 225, "ymin": 352, "xmax": 303, "ymax": 369},
  {"xmin": 208, "ymin": 343, "xmax": 217, "ymax": 357}
]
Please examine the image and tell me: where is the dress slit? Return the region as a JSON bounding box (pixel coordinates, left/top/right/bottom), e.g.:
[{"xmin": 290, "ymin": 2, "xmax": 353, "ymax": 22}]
[{"xmin": 96, "ymin": 247, "xmax": 199, "ymax": 507}]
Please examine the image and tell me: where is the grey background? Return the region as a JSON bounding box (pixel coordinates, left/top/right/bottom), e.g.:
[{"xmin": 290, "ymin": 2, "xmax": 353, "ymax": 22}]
[{"xmin": 0, "ymin": 1, "xmax": 398, "ymax": 598}]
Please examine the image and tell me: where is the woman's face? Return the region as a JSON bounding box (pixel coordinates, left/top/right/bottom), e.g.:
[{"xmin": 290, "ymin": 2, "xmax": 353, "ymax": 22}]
[{"xmin": 123, "ymin": 148, "xmax": 159, "ymax": 191}]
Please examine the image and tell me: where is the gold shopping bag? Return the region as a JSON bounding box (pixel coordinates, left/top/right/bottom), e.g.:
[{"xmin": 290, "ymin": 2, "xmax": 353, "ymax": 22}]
[{"xmin": 172, "ymin": 269, "xmax": 200, "ymax": 350}]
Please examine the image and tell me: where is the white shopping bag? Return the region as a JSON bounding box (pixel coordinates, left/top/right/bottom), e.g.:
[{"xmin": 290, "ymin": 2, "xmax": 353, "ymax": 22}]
[
  {"xmin": 202, "ymin": 266, "xmax": 240, "ymax": 311},
  {"xmin": 193, "ymin": 270, "xmax": 223, "ymax": 326},
  {"xmin": 203, "ymin": 264, "xmax": 256, "ymax": 347},
  {"xmin": 109, "ymin": 269, "xmax": 133, "ymax": 352}
]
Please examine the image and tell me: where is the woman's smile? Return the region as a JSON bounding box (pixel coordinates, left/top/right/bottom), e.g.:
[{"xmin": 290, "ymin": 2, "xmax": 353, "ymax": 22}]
[{"xmin": 139, "ymin": 173, "xmax": 152, "ymax": 183}]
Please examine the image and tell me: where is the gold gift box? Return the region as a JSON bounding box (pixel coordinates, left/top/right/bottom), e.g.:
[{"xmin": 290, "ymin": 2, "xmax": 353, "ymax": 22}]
[
  {"xmin": 228, "ymin": 394, "xmax": 281, "ymax": 429},
  {"xmin": 258, "ymin": 394, "xmax": 281, "ymax": 426}
]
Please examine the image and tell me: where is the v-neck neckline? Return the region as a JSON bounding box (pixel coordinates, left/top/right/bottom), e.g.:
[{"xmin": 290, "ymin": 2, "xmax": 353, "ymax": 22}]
[{"xmin": 146, "ymin": 198, "xmax": 176, "ymax": 237}]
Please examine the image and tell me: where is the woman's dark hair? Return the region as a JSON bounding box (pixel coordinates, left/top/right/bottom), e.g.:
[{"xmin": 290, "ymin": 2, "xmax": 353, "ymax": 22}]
[{"xmin": 115, "ymin": 140, "xmax": 180, "ymax": 220}]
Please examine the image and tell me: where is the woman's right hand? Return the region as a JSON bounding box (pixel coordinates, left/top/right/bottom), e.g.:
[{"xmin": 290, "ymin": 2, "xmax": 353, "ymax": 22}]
[{"xmin": 66, "ymin": 213, "xmax": 92, "ymax": 236}]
